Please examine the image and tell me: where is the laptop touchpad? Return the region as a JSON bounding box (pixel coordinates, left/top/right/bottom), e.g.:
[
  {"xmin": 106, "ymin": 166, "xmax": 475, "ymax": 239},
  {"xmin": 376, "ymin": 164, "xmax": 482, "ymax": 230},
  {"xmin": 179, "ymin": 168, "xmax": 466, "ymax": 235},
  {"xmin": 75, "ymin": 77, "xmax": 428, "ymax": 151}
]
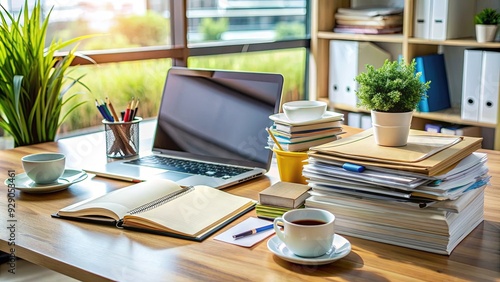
[{"xmin": 152, "ymin": 171, "xmax": 191, "ymax": 181}]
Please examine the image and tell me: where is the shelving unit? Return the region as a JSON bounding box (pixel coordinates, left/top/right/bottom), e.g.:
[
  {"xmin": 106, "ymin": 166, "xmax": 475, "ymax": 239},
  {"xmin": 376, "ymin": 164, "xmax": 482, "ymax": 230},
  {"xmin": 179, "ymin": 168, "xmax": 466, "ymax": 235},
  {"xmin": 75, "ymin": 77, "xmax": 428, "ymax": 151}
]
[{"xmin": 310, "ymin": 0, "xmax": 500, "ymax": 149}]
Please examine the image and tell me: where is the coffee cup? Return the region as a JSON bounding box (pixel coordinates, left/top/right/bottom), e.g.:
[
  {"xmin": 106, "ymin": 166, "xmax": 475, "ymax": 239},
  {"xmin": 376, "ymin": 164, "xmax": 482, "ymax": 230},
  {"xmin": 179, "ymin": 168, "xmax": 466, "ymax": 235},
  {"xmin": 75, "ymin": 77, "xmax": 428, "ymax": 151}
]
[
  {"xmin": 283, "ymin": 100, "xmax": 327, "ymax": 123},
  {"xmin": 21, "ymin": 153, "xmax": 66, "ymax": 184},
  {"xmin": 273, "ymin": 208, "xmax": 335, "ymax": 257}
]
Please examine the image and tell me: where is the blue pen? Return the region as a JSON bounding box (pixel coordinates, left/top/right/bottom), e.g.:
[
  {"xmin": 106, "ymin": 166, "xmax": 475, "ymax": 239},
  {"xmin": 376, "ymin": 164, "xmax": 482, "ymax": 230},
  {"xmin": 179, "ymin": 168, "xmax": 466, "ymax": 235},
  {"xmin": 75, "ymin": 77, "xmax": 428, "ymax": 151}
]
[
  {"xmin": 232, "ymin": 224, "xmax": 273, "ymax": 239},
  {"xmin": 342, "ymin": 162, "xmax": 365, "ymax": 172}
]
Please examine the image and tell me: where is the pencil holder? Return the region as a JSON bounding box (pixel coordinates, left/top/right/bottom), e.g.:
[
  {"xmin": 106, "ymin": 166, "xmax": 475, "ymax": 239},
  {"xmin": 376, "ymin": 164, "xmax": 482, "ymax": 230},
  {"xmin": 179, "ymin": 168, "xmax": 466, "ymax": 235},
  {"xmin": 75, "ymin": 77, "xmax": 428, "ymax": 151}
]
[
  {"xmin": 272, "ymin": 148, "xmax": 308, "ymax": 184},
  {"xmin": 103, "ymin": 117, "xmax": 142, "ymax": 158}
]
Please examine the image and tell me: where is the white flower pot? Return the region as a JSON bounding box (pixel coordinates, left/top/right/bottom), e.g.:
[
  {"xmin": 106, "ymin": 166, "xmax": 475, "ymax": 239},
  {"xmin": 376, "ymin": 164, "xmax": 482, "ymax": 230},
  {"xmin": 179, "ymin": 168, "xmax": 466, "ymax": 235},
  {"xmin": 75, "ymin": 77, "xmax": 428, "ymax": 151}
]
[
  {"xmin": 475, "ymin": 25, "xmax": 498, "ymax": 43},
  {"xmin": 371, "ymin": 110, "xmax": 413, "ymax": 147}
]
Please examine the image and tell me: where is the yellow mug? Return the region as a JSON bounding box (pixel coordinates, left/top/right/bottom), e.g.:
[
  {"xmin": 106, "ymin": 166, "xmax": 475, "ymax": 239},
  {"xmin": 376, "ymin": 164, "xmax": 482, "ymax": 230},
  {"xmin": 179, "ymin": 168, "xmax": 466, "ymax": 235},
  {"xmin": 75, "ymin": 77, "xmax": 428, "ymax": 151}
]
[{"xmin": 272, "ymin": 149, "xmax": 308, "ymax": 184}]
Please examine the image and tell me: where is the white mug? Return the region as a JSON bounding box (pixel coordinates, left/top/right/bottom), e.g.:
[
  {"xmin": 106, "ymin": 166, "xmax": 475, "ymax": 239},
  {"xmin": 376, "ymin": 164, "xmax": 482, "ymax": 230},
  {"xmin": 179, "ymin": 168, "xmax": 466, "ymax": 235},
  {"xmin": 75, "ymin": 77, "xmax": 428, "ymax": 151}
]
[
  {"xmin": 273, "ymin": 208, "xmax": 335, "ymax": 257},
  {"xmin": 22, "ymin": 153, "xmax": 66, "ymax": 184}
]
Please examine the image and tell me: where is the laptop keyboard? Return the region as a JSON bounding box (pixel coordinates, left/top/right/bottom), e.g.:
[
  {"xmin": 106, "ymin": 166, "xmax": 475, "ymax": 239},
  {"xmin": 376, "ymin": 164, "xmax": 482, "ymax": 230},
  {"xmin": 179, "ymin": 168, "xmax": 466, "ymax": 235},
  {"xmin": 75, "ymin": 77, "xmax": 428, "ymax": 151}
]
[{"xmin": 125, "ymin": 155, "xmax": 252, "ymax": 179}]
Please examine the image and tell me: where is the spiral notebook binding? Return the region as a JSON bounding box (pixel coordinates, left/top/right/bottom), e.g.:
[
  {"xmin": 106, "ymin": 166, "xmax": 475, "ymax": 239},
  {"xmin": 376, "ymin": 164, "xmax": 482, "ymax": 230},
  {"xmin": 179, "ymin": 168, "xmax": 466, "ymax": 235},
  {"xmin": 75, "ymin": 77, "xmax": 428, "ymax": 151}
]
[{"xmin": 127, "ymin": 186, "xmax": 195, "ymax": 215}]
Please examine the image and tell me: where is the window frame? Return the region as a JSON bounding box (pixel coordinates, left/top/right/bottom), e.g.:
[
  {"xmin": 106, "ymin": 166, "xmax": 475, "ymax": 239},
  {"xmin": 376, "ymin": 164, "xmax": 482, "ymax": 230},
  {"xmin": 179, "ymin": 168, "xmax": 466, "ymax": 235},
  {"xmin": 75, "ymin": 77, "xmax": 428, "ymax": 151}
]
[{"xmin": 66, "ymin": 0, "xmax": 311, "ymax": 96}]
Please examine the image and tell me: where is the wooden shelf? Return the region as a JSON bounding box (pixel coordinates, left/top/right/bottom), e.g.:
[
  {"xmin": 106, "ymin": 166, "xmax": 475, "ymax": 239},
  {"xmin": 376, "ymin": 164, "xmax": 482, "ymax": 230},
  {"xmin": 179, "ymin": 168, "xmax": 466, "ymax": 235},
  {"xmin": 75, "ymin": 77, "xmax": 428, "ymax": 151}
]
[
  {"xmin": 317, "ymin": 31, "xmax": 404, "ymax": 43},
  {"xmin": 408, "ymin": 37, "xmax": 500, "ymax": 47},
  {"xmin": 311, "ymin": 0, "xmax": 500, "ymax": 149},
  {"xmin": 327, "ymin": 102, "xmax": 496, "ymax": 129}
]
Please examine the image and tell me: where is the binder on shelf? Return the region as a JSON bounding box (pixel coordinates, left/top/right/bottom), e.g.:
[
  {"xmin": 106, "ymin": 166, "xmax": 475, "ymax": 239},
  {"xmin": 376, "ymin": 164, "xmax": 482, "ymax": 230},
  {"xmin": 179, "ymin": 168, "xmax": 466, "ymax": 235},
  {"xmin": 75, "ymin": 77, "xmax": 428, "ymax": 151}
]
[
  {"xmin": 347, "ymin": 112, "xmax": 362, "ymax": 128},
  {"xmin": 429, "ymin": 0, "xmax": 475, "ymax": 40},
  {"xmin": 329, "ymin": 40, "xmax": 391, "ymax": 107},
  {"xmin": 461, "ymin": 49, "xmax": 483, "ymax": 122},
  {"xmin": 479, "ymin": 50, "xmax": 500, "ymax": 124},
  {"xmin": 413, "ymin": 0, "xmax": 432, "ymax": 39},
  {"xmin": 360, "ymin": 114, "xmax": 372, "ymax": 130},
  {"xmin": 441, "ymin": 125, "xmax": 482, "ymax": 137},
  {"xmin": 415, "ymin": 54, "xmax": 451, "ymax": 112},
  {"xmin": 424, "ymin": 123, "xmax": 444, "ymax": 133}
]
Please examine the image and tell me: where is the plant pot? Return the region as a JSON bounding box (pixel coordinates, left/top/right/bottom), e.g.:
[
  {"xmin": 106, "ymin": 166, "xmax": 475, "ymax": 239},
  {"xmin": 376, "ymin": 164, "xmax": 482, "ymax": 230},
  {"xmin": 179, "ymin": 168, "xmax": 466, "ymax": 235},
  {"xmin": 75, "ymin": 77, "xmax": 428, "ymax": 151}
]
[
  {"xmin": 371, "ymin": 110, "xmax": 413, "ymax": 147},
  {"xmin": 475, "ymin": 24, "xmax": 498, "ymax": 43}
]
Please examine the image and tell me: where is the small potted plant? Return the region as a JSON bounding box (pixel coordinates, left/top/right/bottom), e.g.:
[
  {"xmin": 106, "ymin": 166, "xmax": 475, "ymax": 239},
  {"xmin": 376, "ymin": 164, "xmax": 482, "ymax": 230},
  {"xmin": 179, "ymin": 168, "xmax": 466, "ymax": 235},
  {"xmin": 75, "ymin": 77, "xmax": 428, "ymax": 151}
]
[
  {"xmin": 474, "ymin": 8, "xmax": 500, "ymax": 43},
  {"xmin": 355, "ymin": 59, "xmax": 430, "ymax": 146}
]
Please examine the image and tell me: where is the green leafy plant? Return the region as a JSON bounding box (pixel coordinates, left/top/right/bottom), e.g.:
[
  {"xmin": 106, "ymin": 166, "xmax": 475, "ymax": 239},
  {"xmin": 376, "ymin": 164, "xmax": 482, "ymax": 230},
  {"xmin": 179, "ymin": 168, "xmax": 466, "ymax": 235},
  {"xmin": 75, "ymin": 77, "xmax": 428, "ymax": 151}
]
[
  {"xmin": 355, "ymin": 59, "xmax": 430, "ymax": 113},
  {"xmin": 0, "ymin": 0, "xmax": 92, "ymax": 146},
  {"xmin": 474, "ymin": 8, "xmax": 500, "ymax": 25}
]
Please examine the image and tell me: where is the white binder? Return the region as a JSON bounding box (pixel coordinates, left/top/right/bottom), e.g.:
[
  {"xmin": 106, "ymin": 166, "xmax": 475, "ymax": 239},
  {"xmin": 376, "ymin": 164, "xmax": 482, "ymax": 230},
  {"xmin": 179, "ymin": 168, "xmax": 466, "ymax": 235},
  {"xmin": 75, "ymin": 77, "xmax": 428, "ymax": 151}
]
[
  {"xmin": 360, "ymin": 115, "xmax": 372, "ymax": 130},
  {"xmin": 461, "ymin": 49, "xmax": 483, "ymax": 122},
  {"xmin": 328, "ymin": 40, "xmax": 391, "ymax": 107},
  {"xmin": 479, "ymin": 50, "xmax": 500, "ymax": 124},
  {"xmin": 347, "ymin": 112, "xmax": 362, "ymax": 128},
  {"xmin": 414, "ymin": 0, "xmax": 432, "ymax": 39},
  {"xmin": 429, "ymin": 0, "xmax": 475, "ymax": 40}
]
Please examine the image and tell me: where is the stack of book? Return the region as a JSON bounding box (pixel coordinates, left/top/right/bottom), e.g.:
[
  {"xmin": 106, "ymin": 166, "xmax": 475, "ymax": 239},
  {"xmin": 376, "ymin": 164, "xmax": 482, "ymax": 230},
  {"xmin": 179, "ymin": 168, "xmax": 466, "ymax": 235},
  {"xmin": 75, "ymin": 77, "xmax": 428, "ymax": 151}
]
[
  {"xmin": 303, "ymin": 129, "xmax": 488, "ymax": 255},
  {"xmin": 268, "ymin": 111, "xmax": 344, "ymax": 152},
  {"xmin": 334, "ymin": 6, "xmax": 404, "ymax": 35},
  {"xmin": 256, "ymin": 182, "xmax": 310, "ymax": 220}
]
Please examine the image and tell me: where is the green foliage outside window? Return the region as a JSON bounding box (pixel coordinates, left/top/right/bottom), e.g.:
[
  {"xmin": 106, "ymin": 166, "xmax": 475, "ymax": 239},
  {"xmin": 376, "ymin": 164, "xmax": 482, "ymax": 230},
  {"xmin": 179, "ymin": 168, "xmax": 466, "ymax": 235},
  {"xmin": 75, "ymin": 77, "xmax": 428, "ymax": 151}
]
[
  {"xmin": 275, "ymin": 22, "xmax": 306, "ymax": 40},
  {"xmin": 113, "ymin": 12, "xmax": 170, "ymax": 46},
  {"xmin": 199, "ymin": 18, "xmax": 229, "ymax": 41}
]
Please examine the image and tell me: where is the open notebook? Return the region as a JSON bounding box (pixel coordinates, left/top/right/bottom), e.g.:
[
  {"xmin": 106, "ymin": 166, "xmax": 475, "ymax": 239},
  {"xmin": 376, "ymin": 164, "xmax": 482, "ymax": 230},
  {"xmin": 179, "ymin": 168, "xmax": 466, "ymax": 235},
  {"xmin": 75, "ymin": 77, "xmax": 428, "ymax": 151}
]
[{"xmin": 53, "ymin": 179, "xmax": 255, "ymax": 241}]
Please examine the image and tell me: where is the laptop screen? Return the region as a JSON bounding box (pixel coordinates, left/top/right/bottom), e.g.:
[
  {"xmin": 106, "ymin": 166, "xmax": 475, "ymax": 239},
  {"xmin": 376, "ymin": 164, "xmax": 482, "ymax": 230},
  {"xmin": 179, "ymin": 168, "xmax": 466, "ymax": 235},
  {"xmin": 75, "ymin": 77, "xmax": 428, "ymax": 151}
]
[{"xmin": 152, "ymin": 67, "xmax": 283, "ymax": 170}]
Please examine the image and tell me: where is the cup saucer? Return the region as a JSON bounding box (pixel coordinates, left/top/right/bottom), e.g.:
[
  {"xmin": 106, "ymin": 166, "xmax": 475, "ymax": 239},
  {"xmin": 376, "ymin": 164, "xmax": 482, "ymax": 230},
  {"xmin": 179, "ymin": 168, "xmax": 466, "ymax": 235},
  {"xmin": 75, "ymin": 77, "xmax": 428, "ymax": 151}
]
[
  {"xmin": 269, "ymin": 111, "xmax": 344, "ymax": 126},
  {"xmin": 5, "ymin": 169, "xmax": 88, "ymax": 193},
  {"xmin": 267, "ymin": 234, "xmax": 351, "ymax": 265}
]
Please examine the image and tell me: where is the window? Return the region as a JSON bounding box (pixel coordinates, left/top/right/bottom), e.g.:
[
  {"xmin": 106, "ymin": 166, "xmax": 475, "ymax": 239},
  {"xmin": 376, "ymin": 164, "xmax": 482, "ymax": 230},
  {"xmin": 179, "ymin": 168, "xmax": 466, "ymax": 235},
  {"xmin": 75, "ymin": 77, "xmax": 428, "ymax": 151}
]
[{"xmin": 0, "ymin": 0, "xmax": 309, "ymax": 139}]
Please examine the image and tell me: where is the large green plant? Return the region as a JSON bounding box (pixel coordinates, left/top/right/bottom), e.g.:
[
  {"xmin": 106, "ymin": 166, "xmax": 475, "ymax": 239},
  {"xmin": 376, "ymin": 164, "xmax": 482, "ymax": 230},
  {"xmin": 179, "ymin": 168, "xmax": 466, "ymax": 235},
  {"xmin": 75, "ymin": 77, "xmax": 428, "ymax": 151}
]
[
  {"xmin": 0, "ymin": 0, "xmax": 91, "ymax": 146},
  {"xmin": 355, "ymin": 59, "xmax": 430, "ymax": 113}
]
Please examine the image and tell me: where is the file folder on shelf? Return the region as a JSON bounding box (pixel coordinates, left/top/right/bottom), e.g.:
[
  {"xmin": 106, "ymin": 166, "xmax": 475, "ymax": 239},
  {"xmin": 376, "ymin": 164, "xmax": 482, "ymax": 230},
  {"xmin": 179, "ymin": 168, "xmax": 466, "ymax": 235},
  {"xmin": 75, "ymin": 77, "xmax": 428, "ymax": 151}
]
[
  {"xmin": 461, "ymin": 49, "xmax": 483, "ymax": 122},
  {"xmin": 415, "ymin": 54, "xmax": 451, "ymax": 112},
  {"xmin": 429, "ymin": 0, "xmax": 475, "ymax": 40},
  {"xmin": 328, "ymin": 40, "xmax": 391, "ymax": 108},
  {"xmin": 414, "ymin": 0, "xmax": 432, "ymax": 39},
  {"xmin": 479, "ymin": 50, "xmax": 500, "ymax": 124}
]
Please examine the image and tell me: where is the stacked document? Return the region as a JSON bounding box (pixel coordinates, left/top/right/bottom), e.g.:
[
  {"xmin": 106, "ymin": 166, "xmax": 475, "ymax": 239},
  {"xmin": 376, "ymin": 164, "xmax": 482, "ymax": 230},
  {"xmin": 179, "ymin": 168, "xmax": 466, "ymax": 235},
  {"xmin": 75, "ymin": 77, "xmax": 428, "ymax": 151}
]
[
  {"xmin": 268, "ymin": 111, "xmax": 344, "ymax": 152},
  {"xmin": 334, "ymin": 6, "xmax": 404, "ymax": 35},
  {"xmin": 304, "ymin": 129, "xmax": 487, "ymax": 255}
]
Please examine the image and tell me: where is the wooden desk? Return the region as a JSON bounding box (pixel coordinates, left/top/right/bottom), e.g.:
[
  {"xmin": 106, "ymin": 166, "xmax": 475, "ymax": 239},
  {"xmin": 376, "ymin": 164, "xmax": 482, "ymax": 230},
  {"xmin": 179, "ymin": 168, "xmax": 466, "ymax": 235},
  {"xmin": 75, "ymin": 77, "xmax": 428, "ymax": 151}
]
[{"xmin": 1, "ymin": 126, "xmax": 499, "ymax": 281}]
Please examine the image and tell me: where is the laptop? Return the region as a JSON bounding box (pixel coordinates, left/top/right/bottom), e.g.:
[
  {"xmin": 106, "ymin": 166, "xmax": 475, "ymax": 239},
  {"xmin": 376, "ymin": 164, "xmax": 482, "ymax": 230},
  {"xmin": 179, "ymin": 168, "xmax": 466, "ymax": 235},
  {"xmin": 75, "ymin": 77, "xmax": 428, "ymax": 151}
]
[{"xmin": 85, "ymin": 67, "xmax": 283, "ymax": 189}]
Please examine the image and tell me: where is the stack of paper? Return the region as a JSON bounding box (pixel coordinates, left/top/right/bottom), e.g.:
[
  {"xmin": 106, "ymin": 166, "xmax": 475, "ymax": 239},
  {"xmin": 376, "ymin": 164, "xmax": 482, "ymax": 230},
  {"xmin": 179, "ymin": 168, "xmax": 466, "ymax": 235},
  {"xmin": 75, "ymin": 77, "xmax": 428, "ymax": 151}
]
[
  {"xmin": 268, "ymin": 111, "xmax": 344, "ymax": 152},
  {"xmin": 334, "ymin": 6, "xmax": 404, "ymax": 34},
  {"xmin": 304, "ymin": 129, "xmax": 487, "ymax": 255}
]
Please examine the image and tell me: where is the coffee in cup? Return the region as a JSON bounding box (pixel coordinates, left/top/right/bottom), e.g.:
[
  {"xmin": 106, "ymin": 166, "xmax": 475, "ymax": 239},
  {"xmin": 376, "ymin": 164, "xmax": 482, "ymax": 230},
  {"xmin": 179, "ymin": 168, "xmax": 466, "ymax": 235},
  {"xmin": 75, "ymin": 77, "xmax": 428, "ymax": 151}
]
[
  {"xmin": 21, "ymin": 153, "xmax": 66, "ymax": 184},
  {"xmin": 273, "ymin": 208, "xmax": 335, "ymax": 257}
]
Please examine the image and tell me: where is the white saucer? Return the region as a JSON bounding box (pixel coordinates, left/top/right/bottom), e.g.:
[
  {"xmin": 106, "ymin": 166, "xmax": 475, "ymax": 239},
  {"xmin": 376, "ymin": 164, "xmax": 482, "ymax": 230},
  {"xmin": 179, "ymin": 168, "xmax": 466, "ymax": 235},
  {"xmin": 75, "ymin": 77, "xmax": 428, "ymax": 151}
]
[
  {"xmin": 270, "ymin": 111, "xmax": 344, "ymax": 126},
  {"xmin": 267, "ymin": 234, "xmax": 351, "ymax": 265},
  {"xmin": 6, "ymin": 169, "xmax": 88, "ymax": 193}
]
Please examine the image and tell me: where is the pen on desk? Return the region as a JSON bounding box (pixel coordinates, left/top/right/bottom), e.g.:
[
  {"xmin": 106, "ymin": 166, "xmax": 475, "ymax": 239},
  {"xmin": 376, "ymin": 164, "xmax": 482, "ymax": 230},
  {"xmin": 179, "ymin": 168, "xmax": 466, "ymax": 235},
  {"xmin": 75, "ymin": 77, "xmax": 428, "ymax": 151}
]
[
  {"xmin": 106, "ymin": 97, "xmax": 120, "ymax": 122},
  {"xmin": 233, "ymin": 224, "xmax": 273, "ymax": 239}
]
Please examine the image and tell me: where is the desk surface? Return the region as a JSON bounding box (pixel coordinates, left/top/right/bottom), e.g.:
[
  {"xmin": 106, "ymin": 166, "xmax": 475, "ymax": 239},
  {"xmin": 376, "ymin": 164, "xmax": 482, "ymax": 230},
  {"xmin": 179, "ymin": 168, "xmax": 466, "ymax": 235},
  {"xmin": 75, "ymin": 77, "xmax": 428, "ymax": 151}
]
[{"xmin": 0, "ymin": 125, "xmax": 499, "ymax": 281}]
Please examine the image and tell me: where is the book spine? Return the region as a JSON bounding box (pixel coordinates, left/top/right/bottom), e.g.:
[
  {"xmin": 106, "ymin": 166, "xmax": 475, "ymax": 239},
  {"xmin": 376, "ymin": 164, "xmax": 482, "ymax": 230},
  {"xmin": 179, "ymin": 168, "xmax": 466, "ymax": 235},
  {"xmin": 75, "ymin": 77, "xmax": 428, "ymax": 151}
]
[{"xmin": 415, "ymin": 56, "xmax": 430, "ymax": 112}]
